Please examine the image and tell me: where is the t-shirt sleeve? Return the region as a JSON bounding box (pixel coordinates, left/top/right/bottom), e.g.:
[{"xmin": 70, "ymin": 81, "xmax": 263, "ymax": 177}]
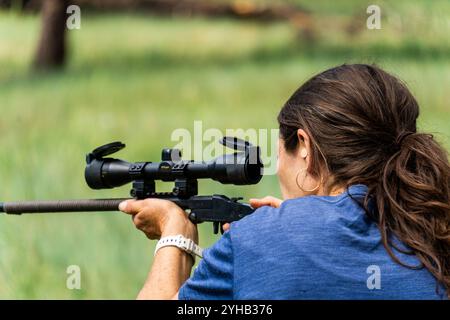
[{"xmin": 178, "ymin": 230, "xmax": 233, "ymax": 300}]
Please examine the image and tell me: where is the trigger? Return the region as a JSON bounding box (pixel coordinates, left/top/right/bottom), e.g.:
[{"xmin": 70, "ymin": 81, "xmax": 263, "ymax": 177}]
[{"xmin": 213, "ymin": 222, "xmax": 219, "ymax": 234}]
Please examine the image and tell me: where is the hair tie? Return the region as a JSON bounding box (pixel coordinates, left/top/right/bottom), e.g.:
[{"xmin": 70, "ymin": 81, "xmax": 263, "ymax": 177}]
[{"xmin": 395, "ymin": 132, "xmax": 414, "ymax": 147}]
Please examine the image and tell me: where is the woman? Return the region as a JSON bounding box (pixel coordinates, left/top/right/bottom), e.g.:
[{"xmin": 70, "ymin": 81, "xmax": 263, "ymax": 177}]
[{"xmin": 119, "ymin": 64, "xmax": 449, "ymax": 299}]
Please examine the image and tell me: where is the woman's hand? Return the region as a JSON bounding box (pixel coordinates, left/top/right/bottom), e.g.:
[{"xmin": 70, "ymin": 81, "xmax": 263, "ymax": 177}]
[
  {"xmin": 119, "ymin": 199, "xmax": 197, "ymax": 300},
  {"xmin": 249, "ymin": 196, "xmax": 283, "ymax": 209},
  {"xmin": 222, "ymin": 196, "xmax": 283, "ymax": 232},
  {"xmin": 119, "ymin": 199, "xmax": 198, "ymax": 242}
]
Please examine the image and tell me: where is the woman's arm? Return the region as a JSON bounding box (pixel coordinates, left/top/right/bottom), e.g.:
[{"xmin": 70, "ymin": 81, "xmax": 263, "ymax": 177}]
[
  {"xmin": 119, "ymin": 199, "xmax": 198, "ymax": 300},
  {"xmin": 137, "ymin": 246, "xmax": 193, "ymax": 300},
  {"xmin": 119, "ymin": 196, "xmax": 280, "ymax": 299}
]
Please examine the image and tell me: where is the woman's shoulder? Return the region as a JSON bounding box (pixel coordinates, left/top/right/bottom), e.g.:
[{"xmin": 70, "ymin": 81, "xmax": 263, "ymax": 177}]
[{"xmin": 231, "ymin": 185, "xmax": 372, "ymax": 240}]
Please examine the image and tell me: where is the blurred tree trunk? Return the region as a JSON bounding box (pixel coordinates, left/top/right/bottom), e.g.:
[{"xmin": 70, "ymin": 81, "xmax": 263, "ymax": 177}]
[
  {"xmin": 33, "ymin": 0, "xmax": 67, "ymax": 70},
  {"xmin": 27, "ymin": 0, "xmax": 314, "ymax": 70}
]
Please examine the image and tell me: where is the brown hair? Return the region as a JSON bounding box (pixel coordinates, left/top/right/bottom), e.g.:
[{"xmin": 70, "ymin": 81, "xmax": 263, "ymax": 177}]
[{"xmin": 278, "ymin": 64, "xmax": 450, "ymax": 296}]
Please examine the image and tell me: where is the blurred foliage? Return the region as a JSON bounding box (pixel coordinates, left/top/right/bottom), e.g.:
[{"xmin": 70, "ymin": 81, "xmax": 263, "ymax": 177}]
[{"xmin": 0, "ymin": 0, "xmax": 449, "ymax": 298}]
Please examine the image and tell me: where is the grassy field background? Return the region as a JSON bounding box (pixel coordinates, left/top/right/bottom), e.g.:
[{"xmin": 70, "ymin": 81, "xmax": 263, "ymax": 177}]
[{"xmin": 0, "ymin": 0, "xmax": 449, "ymax": 298}]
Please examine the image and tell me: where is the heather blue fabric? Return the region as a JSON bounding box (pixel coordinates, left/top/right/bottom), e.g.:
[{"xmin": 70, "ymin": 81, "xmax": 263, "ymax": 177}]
[{"xmin": 178, "ymin": 185, "xmax": 446, "ymax": 300}]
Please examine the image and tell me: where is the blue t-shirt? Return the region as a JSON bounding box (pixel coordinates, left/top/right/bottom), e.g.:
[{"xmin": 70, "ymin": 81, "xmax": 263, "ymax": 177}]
[{"xmin": 179, "ymin": 185, "xmax": 446, "ymax": 300}]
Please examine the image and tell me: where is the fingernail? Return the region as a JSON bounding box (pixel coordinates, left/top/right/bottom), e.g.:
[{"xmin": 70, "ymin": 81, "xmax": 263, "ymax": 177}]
[{"xmin": 118, "ymin": 201, "xmax": 128, "ymax": 211}]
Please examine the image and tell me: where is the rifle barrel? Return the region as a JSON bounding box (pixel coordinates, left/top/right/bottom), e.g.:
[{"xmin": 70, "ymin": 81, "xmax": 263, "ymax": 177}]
[{"xmin": 0, "ymin": 198, "xmax": 131, "ymax": 214}]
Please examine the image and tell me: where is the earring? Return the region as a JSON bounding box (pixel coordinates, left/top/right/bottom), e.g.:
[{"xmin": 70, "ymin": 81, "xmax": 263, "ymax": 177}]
[
  {"xmin": 300, "ymin": 148, "xmax": 308, "ymax": 159},
  {"xmin": 295, "ymin": 168, "xmax": 320, "ymax": 193}
]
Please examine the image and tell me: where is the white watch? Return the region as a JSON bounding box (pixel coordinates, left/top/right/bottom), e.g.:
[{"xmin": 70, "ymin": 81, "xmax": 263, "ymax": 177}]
[{"xmin": 154, "ymin": 235, "xmax": 203, "ymax": 262}]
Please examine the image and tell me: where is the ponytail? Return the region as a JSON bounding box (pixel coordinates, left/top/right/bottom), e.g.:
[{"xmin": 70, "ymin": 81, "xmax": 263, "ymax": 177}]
[{"xmin": 376, "ymin": 132, "xmax": 450, "ymax": 296}]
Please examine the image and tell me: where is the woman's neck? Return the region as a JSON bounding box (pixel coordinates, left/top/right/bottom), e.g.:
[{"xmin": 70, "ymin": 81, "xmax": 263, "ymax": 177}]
[{"xmin": 318, "ymin": 182, "xmax": 346, "ymax": 197}]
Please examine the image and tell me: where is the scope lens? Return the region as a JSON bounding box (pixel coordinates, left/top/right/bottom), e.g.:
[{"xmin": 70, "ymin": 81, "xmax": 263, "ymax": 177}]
[
  {"xmin": 85, "ymin": 158, "xmax": 133, "ymax": 189},
  {"xmin": 245, "ymin": 158, "xmax": 263, "ymax": 184}
]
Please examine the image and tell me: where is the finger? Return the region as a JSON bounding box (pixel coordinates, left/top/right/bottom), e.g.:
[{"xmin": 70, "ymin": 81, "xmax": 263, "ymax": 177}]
[
  {"xmin": 249, "ymin": 198, "xmax": 263, "ymax": 208},
  {"xmin": 267, "ymin": 196, "xmax": 283, "ymax": 208},
  {"xmin": 119, "ymin": 199, "xmax": 150, "ymax": 214},
  {"xmin": 222, "ymin": 223, "xmax": 230, "ymax": 232},
  {"xmin": 249, "ymin": 197, "xmax": 274, "ymax": 208},
  {"xmin": 131, "ymin": 212, "xmax": 159, "ymax": 240},
  {"xmin": 131, "ymin": 213, "xmax": 138, "ymax": 224},
  {"xmin": 132, "ymin": 212, "xmax": 147, "ymax": 230},
  {"xmin": 249, "ymin": 196, "xmax": 282, "ymax": 208}
]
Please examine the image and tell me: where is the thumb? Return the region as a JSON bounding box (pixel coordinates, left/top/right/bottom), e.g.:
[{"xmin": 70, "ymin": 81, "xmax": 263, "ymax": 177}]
[
  {"xmin": 118, "ymin": 200, "xmax": 129, "ymax": 212},
  {"xmin": 119, "ymin": 199, "xmax": 146, "ymax": 214}
]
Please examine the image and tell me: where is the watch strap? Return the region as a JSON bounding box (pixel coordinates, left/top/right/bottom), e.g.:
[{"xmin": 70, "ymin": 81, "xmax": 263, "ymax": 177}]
[{"xmin": 154, "ymin": 235, "xmax": 203, "ymax": 261}]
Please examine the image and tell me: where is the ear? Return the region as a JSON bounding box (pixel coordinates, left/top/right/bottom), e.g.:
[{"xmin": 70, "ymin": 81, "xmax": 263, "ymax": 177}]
[{"xmin": 297, "ymin": 129, "xmax": 313, "ymax": 169}]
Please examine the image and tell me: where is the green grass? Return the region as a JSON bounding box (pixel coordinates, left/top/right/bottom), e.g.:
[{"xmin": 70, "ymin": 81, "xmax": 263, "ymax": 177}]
[{"xmin": 0, "ymin": 1, "xmax": 449, "ymax": 298}]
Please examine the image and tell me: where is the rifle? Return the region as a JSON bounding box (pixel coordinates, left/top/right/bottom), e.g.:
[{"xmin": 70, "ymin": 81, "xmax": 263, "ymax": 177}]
[{"xmin": 0, "ymin": 137, "xmax": 263, "ymax": 234}]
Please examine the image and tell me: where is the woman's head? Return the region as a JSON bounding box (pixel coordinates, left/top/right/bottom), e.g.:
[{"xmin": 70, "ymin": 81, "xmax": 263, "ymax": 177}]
[
  {"xmin": 277, "ymin": 64, "xmax": 423, "ymax": 196},
  {"xmin": 277, "ymin": 64, "xmax": 450, "ymax": 296}
]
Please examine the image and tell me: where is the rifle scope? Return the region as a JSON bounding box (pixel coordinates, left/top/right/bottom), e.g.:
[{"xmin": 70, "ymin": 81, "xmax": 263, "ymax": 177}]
[{"xmin": 85, "ymin": 137, "xmax": 263, "ymax": 191}]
